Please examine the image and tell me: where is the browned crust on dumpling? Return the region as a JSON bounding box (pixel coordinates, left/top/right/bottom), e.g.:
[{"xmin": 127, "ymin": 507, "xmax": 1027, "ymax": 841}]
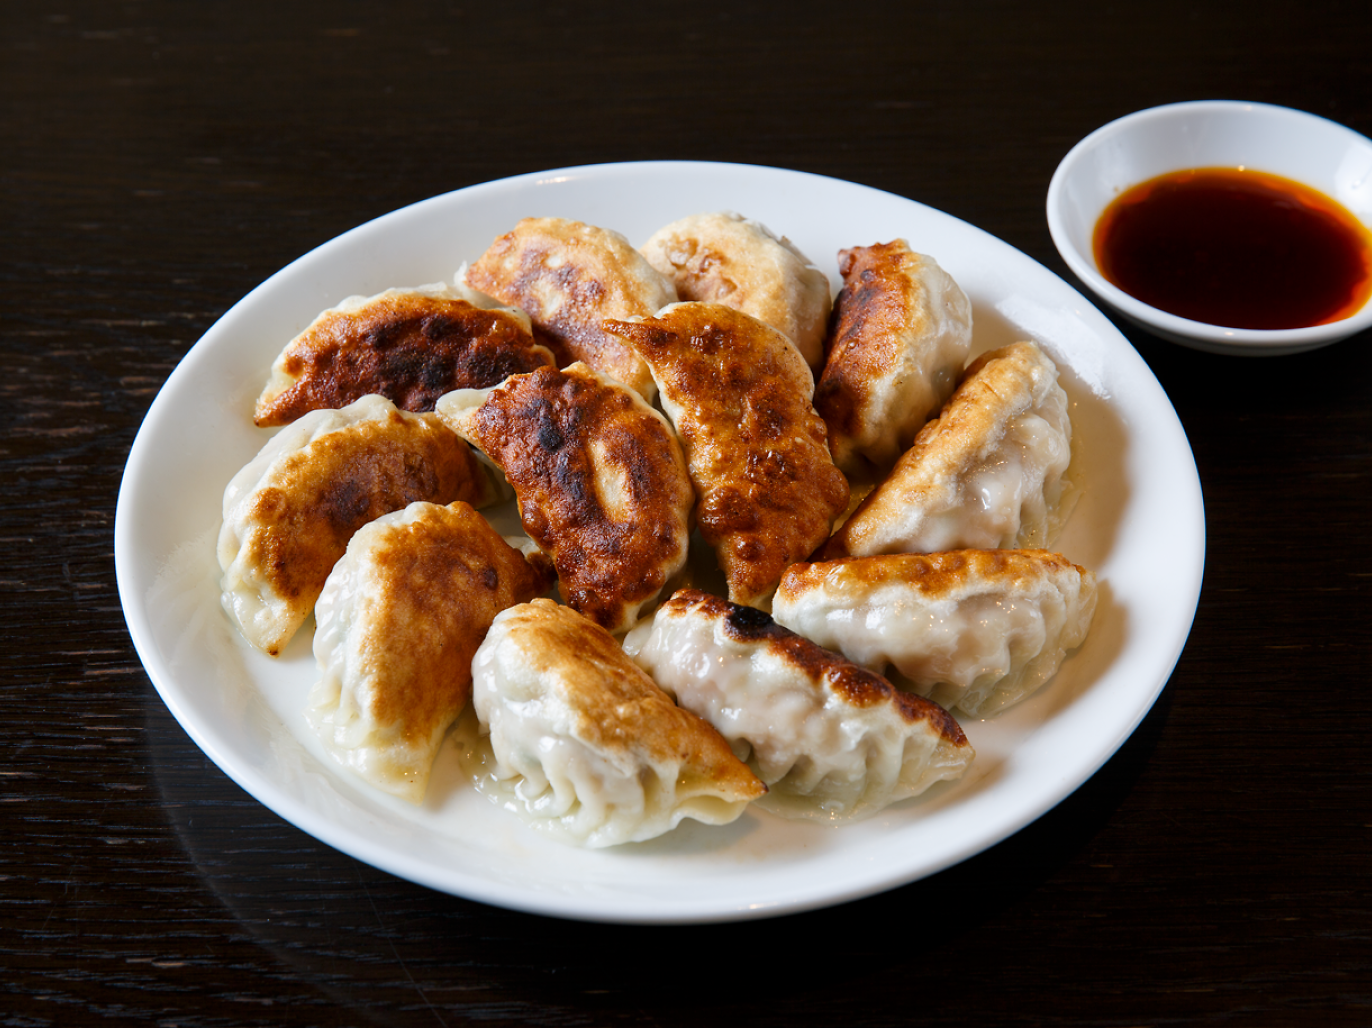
[
  {"xmin": 238, "ymin": 411, "xmax": 489, "ymax": 653},
  {"xmin": 660, "ymin": 588, "xmax": 967, "ymax": 744},
  {"xmin": 441, "ymin": 364, "xmax": 694, "ymax": 632},
  {"xmin": 254, "ymin": 293, "xmax": 552, "ymax": 427},
  {"xmin": 603, "ymin": 303, "xmax": 849, "ymax": 607},
  {"xmin": 816, "ymin": 242, "xmax": 930, "ymax": 451},
  {"xmin": 498, "ymin": 599, "xmax": 767, "ymax": 801},
  {"xmin": 359, "ymin": 502, "xmax": 553, "ymax": 734},
  {"xmin": 465, "ymin": 218, "xmax": 673, "ymax": 398},
  {"xmin": 780, "ymin": 550, "xmax": 1086, "ymax": 605},
  {"xmin": 822, "ymin": 340, "xmax": 1053, "ymax": 559},
  {"xmin": 639, "ymin": 212, "xmax": 831, "ymax": 367}
]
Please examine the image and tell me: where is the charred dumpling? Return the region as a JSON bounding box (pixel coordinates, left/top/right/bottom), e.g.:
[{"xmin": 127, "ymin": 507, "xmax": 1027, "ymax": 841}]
[
  {"xmin": 435, "ymin": 362, "xmax": 694, "ymax": 634},
  {"xmin": 254, "ymin": 283, "xmax": 553, "ymax": 427}
]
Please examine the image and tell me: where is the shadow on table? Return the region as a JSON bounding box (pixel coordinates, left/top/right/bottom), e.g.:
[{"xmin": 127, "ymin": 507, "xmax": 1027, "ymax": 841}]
[{"xmin": 1109, "ymin": 313, "xmax": 1372, "ymax": 419}]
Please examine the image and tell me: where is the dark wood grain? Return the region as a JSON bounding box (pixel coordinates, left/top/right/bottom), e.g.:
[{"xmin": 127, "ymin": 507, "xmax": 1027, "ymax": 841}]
[{"xmin": 4, "ymin": 1, "xmax": 1370, "ymax": 1024}]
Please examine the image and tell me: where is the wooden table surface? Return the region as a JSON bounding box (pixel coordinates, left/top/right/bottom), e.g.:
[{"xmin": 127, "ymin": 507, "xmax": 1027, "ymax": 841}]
[{"xmin": 4, "ymin": 2, "xmax": 1370, "ymax": 1024}]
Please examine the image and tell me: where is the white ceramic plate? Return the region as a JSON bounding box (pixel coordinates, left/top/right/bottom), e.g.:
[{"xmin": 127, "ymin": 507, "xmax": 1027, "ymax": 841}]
[{"xmin": 116, "ymin": 161, "xmax": 1204, "ymax": 924}]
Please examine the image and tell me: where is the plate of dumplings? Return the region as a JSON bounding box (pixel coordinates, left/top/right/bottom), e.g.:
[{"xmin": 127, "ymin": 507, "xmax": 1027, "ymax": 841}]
[{"xmin": 116, "ymin": 161, "xmax": 1205, "ymax": 923}]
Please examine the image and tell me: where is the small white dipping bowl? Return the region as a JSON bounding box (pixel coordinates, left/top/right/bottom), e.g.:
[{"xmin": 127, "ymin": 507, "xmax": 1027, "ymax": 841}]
[{"xmin": 1047, "ymin": 100, "xmax": 1372, "ymax": 355}]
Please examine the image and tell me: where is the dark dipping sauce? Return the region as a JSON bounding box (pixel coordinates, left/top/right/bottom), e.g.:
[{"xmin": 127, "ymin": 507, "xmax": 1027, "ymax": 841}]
[{"xmin": 1093, "ymin": 167, "xmax": 1372, "ymax": 330}]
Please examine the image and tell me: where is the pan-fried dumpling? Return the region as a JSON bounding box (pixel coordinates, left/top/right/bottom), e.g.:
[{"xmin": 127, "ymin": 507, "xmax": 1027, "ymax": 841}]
[
  {"xmin": 640, "ymin": 211, "xmax": 832, "ymax": 368},
  {"xmin": 815, "ymin": 242, "xmax": 972, "ymax": 475},
  {"xmin": 603, "ymin": 302, "xmax": 849, "ymax": 608},
  {"xmin": 435, "ymin": 362, "xmax": 694, "ymax": 633},
  {"xmin": 623, "ymin": 588, "xmax": 973, "ymax": 822},
  {"xmin": 823, "ymin": 341, "xmax": 1075, "ymax": 559},
  {"xmin": 305, "ymin": 501, "xmax": 553, "ymax": 803},
  {"xmin": 773, "ymin": 551, "xmax": 1097, "ymax": 717},
  {"xmin": 254, "ymin": 283, "xmax": 553, "ymax": 427},
  {"xmin": 218, "ymin": 395, "xmax": 502, "ymax": 657},
  {"xmin": 461, "ymin": 599, "xmax": 767, "ymax": 847},
  {"xmin": 464, "ymin": 217, "xmax": 677, "ymax": 399}
]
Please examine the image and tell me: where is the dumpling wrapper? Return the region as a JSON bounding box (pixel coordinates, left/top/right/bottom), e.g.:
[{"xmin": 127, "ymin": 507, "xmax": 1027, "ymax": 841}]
[
  {"xmin": 464, "ymin": 217, "xmax": 677, "ymax": 399},
  {"xmin": 603, "ymin": 302, "xmax": 849, "ymax": 608},
  {"xmin": 435, "ymin": 362, "xmax": 694, "ymax": 634},
  {"xmin": 773, "ymin": 551, "xmax": 1097, "ymax": 717},
  {"xmin": 254, "ymin": 283, "xmax": 553, "ymax": 427},
  {"xmin": 815, "ymin": 241, "xmax": 973, "ymax": 475},
  {"xmin": 218, "ymin": 395, "xmax": 502, "ymax": 657},
  {"xmin": 305, "ymin": 501, "xmax": 553, "ymax": 803},
  {"xmin": 624, "ymin": 589, "xmax": 973, "ymax": 822},
  {"xmin": 823, "ymin": 341, "xmax": 1075, "ymax": 558},
  {"xmin": 460, "ymin": 598, "xmax": 767, "ymax": 848},
  {"xmin": 640, "ymin": 211, "xmax": 832, "ymax": 369}
]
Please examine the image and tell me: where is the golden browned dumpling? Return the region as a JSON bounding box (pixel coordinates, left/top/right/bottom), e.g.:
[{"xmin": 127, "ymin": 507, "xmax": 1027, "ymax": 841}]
[
  {"xmin": 465, "ymin": 598, "xmax": 767, "ymax": 847},
  {"xmin": 305, "ymin": 502, "xmax": 551, "ymax": 807},
  {"xmin": 822, "ymin": 341, "xmax": 1075, "ymax": 560},
  {"xmin": 465, "ymin": 218, "xmax": 677, "ymax": 399},
  {"xmin": 253, "ymin": 285, "xmax": 554, "ymax": 427},
  {"xmin": 306, "ymin": 501, "xmax": 554, "ymax": 803},
  {"xmin": 435, "ymin": 362, "xmax": 695, "ymax": 634},
  {"xmin": 603, "ymin": 302, "xmax": 850, "ymax": 608},
  {"xmin": 640, "ymin": 211, "xmax": 832, "ymax": 368},
  {"xmin": 815, "ymin": 242, "xmax": 973, "ymax": 475},
  {"xmin": 218, "ymin": 395, "xmax": 502, "ymax": 657}
]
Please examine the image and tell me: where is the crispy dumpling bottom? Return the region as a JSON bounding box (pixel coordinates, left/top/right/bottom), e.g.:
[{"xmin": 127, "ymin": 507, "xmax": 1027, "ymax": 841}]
[
  {"xmin": 603, "ymin": 301, "xmax": 849, "ymax": 608},
  {"xmin": 218, "ymin": 394, "xmax": 502, "ymax": 657},
  {"xmin": 253, "ymin": 283, "xmax": 552, "ymax": 427},
  {"xmin": 306, "ymin": 501, "xmax": 553, "ymax": 803},
  {"xmin": 434, "ymin": 361, "xmax": 695, "ymax": 634},
  {"xmin": 815, "ymin": 241, "xmax": 972, "ymax": 475}
]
